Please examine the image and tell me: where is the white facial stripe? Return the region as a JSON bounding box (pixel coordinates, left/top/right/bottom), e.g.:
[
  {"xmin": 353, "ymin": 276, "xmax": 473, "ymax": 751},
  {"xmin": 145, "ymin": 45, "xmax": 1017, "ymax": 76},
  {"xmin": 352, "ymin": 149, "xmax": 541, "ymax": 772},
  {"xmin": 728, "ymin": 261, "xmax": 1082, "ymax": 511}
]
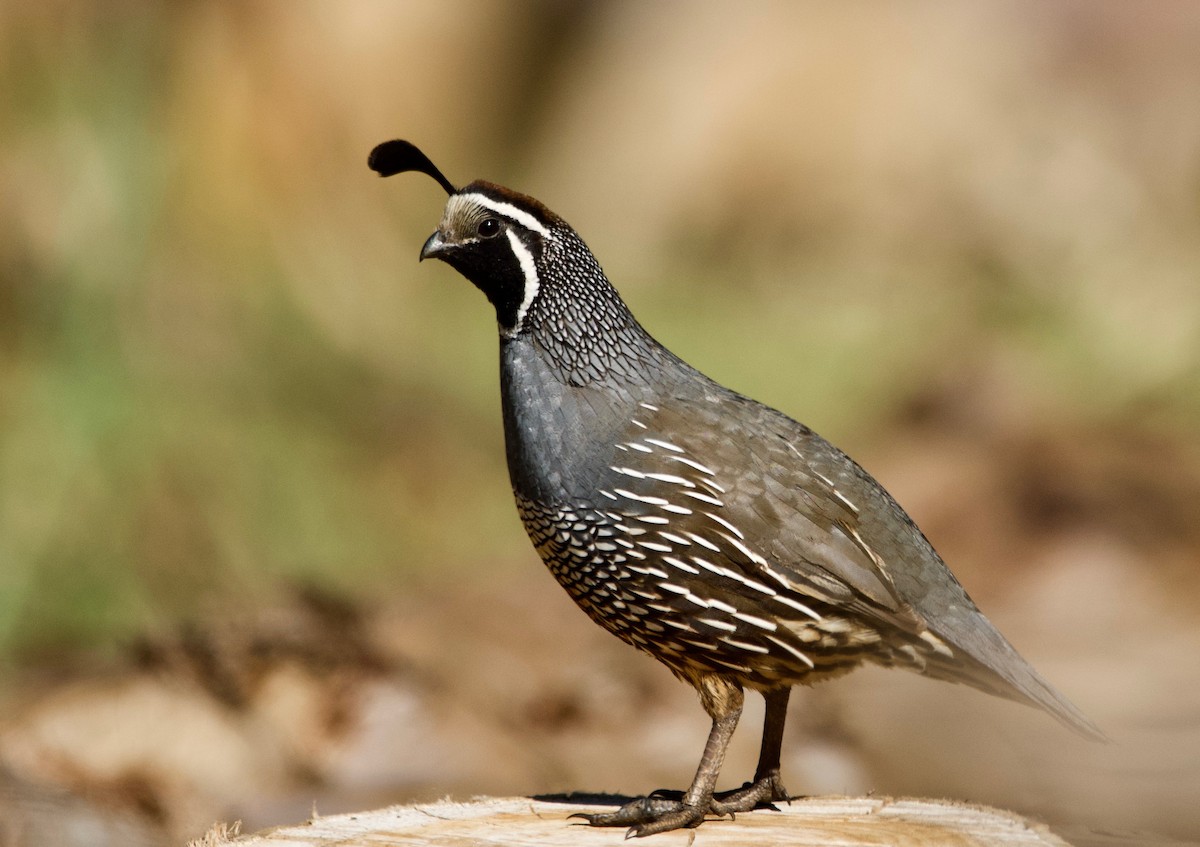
[
  {"xmin": 461, "ymin": 193, "xmax": 551, "ymax": 238},
  {"xmin": 505, "ymin": 229, "xmax": 539, "ymax": 335}
]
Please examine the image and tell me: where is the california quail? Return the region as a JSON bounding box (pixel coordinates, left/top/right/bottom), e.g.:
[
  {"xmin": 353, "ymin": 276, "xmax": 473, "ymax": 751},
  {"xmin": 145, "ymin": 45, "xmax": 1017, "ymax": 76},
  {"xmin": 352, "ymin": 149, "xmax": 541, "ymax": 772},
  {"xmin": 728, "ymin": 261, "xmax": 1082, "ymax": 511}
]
[{"xmin": 368, "ymin": 139, "xmax": 1104, "ymax": 836}]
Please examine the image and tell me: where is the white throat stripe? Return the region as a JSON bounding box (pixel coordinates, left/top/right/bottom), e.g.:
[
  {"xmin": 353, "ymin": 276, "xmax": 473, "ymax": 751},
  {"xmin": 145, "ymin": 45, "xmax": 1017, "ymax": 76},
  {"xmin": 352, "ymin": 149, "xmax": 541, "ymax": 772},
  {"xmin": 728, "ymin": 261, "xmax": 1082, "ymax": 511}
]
[
  {"xmin": 505, "ymin": 229, "xmax": 539, "ymax": 336},
  {"xmin": 462, "ymin": 193, "xmax": 552, "ymax": 238}
]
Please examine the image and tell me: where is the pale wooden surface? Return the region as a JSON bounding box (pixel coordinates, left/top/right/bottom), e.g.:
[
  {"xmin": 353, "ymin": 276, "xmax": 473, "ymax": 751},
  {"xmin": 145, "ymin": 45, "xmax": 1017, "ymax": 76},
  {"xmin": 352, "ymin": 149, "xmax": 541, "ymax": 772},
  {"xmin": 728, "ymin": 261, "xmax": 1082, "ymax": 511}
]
[{"xmin": 219, "ymin": 795, "xmax": 1074, "ymax": 846}]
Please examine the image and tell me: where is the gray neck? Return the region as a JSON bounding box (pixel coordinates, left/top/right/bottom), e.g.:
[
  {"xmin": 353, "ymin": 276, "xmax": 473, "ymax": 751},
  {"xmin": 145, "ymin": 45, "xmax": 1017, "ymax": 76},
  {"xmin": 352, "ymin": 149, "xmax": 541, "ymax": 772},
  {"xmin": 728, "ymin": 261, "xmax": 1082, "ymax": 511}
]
[{"xmin": 501, "ymin": 330, "xmax": 689, "ymax": 506}]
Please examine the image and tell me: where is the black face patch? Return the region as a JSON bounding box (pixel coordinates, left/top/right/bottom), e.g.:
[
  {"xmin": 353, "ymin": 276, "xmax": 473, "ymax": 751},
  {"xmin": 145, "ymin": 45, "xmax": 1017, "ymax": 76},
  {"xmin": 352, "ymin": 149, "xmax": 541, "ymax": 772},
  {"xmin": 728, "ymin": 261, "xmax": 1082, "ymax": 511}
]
[
  {"xmin": 428, "ymin": 191, "xmax": 551, "ymax": 334},
  {"xmin": 436, "ymin": 234, "xmax": 534, "ymax": 331}
]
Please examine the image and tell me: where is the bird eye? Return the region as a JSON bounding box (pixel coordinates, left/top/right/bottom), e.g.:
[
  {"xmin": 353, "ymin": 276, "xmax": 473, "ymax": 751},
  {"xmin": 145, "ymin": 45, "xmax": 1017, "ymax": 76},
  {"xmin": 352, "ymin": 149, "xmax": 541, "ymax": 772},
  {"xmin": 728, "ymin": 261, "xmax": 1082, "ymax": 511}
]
[{"xmin": 477, "ymin": 218, "xmax": 502, "ymax": 238}]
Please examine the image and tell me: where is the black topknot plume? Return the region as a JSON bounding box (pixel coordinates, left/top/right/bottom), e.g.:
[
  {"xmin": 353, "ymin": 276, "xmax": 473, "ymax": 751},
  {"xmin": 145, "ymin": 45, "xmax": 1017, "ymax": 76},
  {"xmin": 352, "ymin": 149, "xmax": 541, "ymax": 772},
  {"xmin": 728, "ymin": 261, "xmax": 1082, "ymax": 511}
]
[{"xmin": 368, "ymin": 139, "xmax": 456, "ymax": 194}]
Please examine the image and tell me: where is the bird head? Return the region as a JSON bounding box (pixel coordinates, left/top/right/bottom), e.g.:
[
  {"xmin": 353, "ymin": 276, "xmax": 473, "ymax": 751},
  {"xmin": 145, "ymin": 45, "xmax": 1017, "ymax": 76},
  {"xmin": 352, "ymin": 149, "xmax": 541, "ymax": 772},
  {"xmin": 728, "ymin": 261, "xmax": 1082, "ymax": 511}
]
[{"xmin": 369, "ymin": 139, "xmax": 566, "ymax": 338}]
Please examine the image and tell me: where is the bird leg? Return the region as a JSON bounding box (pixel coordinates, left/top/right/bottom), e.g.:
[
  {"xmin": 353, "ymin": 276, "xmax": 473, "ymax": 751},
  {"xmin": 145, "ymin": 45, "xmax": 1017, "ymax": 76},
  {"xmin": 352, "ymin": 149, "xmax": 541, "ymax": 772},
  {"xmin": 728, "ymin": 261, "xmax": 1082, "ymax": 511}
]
[
  {"xmin": 576, "ymin": 676, "xmax": 744, "ymax": 837},
  {"xmin": 711, "ymin": 686, "xmax": 791, "ymax": 814}
]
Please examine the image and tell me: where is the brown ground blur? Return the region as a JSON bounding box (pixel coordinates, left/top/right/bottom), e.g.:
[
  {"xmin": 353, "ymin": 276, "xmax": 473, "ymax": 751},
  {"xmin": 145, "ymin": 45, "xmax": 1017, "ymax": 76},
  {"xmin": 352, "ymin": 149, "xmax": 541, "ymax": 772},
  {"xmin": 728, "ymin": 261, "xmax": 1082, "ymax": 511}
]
[{"xmin": 1, "ymin": 3, "xmax": 1199, "ymax": 845}]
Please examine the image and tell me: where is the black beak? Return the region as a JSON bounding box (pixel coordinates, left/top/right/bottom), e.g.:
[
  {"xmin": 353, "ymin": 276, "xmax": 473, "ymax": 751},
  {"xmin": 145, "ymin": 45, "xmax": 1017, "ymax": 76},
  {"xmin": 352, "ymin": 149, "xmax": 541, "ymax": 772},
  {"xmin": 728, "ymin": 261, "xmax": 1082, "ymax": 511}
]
[{"xmin": 420, "ymin": 231, "xmax": 448, "ymax": 261}]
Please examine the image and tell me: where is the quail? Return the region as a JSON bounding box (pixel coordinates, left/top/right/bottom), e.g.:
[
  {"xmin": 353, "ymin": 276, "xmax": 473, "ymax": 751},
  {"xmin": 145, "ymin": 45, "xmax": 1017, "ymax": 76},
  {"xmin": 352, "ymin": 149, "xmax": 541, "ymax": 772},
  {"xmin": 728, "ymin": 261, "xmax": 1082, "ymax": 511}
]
[{"xmin": 368, "ymin": 139, "xmax": 1104, "ymax": 837}]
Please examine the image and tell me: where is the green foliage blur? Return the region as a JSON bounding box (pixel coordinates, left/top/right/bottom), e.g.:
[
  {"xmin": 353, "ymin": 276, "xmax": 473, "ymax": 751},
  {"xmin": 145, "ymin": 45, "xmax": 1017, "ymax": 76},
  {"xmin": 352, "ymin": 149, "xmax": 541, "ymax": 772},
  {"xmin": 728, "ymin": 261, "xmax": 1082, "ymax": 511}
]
[{"xmin": 2, "ymin": 2, "xmax": 1198, "ymax": 665}]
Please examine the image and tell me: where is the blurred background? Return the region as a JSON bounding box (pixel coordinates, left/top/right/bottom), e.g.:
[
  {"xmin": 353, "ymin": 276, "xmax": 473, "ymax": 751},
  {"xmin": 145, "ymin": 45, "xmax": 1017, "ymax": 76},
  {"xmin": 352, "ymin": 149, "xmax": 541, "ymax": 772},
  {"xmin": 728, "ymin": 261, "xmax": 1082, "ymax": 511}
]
[{"xmin": 2, "ymin": 2, "xmax": 1199, "ymax": 845}]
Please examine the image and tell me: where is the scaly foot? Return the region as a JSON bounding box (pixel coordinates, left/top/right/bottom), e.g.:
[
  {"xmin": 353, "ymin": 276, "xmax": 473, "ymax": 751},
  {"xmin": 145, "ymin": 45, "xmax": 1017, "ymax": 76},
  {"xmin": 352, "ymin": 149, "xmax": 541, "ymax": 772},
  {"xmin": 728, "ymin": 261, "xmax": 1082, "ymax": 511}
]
[
  {"xmin": 710, "ymin": 771, "xmax": 791, "ymax": 816},
  {"xmin": 572, "ymin": 794, "xmax": 723, "ymax": 837}
]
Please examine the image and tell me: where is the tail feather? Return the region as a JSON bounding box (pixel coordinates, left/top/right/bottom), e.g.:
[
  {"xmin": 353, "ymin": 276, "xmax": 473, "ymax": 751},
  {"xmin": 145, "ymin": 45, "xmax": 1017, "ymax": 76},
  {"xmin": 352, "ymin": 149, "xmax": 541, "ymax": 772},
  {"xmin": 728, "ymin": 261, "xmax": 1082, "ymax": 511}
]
[{"xmin": 923, "ymin": 617, "xmax": 1107, "ymax": 742}]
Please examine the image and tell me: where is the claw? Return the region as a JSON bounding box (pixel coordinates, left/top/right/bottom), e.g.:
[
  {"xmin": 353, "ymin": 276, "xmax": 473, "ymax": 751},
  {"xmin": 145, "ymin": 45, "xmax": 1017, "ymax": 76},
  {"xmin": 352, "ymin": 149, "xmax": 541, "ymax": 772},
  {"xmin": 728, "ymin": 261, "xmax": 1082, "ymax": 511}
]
[
  {"xmin": 626, "ymin": 806, "xmax": 708, "ymax": 837},
  {"xmin": 570, "ymin": 775, "xmax": 791, "ymax": 834},
  {"xmin": 576, "ymin": 796, "xmax": 685, "ymax": 828},
  {"xmin": 708, "ymin": 772, "xmax": 791, "ymax": 816},
  {"xmin": 575, "ymin": 795, "xmax": 712, "ymax": 836}
]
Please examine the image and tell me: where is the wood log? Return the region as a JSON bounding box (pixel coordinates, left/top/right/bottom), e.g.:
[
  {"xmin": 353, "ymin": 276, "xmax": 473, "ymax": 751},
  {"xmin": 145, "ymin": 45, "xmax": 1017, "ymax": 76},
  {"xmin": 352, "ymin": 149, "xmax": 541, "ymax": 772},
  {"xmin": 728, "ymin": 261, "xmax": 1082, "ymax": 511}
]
[{"xmin": 209, "ymin": 795, "xmax": 1074, "ymax": 846}]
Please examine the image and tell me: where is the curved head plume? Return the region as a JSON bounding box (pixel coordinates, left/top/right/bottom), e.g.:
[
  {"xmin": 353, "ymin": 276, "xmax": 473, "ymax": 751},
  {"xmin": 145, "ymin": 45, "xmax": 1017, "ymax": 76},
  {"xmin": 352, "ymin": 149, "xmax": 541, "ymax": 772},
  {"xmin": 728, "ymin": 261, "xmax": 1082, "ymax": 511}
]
[{"xmin": 368, "ymin": 139, "xmax": 456, "ymax": 194}]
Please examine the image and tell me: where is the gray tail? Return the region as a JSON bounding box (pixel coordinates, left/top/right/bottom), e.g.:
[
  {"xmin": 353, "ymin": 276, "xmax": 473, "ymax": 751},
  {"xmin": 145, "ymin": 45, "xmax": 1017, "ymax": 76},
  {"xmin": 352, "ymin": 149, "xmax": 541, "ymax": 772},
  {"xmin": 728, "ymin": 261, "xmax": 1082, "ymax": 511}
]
[{"xmin": 924, "ymin": 618, "xmax": 1107, "ymax": 742}]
